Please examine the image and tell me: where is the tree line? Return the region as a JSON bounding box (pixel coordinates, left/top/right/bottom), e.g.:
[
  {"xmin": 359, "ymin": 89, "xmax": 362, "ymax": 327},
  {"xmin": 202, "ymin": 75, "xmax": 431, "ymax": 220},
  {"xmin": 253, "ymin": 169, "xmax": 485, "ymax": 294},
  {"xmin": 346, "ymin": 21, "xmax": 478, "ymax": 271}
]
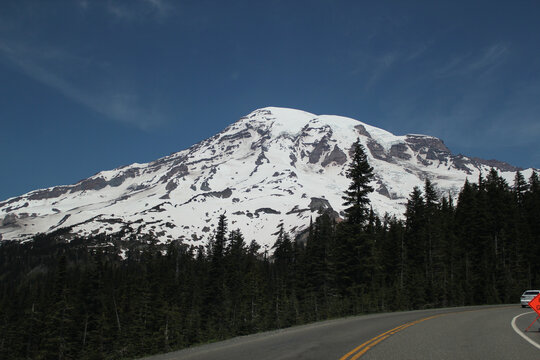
[{"xmin": 1, "ymin": 141, "xmax": 539, "ymax": 359}]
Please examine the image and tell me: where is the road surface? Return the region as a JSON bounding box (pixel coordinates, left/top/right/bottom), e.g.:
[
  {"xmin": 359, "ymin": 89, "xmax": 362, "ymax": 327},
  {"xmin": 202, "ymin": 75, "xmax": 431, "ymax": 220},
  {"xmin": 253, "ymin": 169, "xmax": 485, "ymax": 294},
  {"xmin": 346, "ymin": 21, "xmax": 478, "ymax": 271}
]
[{"xmin": 141, "ymin": 305, "xmax": 540, "ymax": 359}]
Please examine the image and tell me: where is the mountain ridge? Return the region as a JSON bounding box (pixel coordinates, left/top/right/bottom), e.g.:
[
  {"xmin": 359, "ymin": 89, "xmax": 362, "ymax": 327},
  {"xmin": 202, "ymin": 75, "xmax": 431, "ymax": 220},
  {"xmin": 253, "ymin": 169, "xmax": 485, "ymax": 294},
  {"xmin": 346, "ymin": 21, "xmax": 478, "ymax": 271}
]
[{"xmin": 0, "ymin": 107, "xmax": 535, "ymax": 245}]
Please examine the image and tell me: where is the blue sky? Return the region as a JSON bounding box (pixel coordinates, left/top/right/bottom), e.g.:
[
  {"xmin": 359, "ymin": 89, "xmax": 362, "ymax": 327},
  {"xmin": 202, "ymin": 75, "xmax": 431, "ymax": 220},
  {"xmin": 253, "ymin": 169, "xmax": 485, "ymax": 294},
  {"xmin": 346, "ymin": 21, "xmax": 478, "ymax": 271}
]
[{"xmin": 1, "ymin": 0, "xmax": 539, "ymax": 201}]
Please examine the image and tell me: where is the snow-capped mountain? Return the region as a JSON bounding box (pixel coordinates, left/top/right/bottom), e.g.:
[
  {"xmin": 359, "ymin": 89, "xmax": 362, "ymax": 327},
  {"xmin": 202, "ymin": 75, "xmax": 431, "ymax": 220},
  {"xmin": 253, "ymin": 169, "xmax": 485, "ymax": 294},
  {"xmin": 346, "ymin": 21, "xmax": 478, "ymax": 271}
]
[{"xmin": 0, "ymin": 107, "xmax": 534, "ymax": 246}]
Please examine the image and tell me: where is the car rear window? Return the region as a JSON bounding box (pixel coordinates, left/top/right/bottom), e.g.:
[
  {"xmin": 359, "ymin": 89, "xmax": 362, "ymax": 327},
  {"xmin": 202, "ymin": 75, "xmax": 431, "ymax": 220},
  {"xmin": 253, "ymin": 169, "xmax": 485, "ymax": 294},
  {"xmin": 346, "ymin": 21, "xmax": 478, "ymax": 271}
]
[{"xmin": 524, "ymin": 291, "xmax": 540, "ymax": 295}]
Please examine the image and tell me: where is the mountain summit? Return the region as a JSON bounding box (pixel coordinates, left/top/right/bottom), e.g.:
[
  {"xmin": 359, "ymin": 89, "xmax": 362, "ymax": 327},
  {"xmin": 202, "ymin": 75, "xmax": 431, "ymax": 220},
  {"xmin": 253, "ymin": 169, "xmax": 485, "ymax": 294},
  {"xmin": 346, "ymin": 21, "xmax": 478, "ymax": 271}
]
[{"xmin": 0, "ymin": 107, "xmax": 532, "ymax": 245}]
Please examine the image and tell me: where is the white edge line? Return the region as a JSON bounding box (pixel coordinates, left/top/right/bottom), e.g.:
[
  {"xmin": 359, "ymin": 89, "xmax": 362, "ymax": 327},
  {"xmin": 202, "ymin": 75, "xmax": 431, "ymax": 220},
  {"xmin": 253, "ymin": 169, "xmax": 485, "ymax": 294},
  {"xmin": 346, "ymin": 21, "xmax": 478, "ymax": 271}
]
[{"xmin": 511, "ymin": 311, "xmax": 540, "ymax": 350}]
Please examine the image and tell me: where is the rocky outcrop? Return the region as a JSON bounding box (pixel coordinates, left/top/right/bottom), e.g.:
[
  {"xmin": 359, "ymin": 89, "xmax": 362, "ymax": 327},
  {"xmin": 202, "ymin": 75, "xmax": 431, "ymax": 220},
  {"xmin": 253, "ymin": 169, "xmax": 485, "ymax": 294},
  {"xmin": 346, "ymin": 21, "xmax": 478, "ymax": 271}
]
[
  {"xmin": 355, "ymin": 124, "xmax": 372, "ymax": 138},
  {"xmin": 309, "ymin": 137, "xmax": 331, "ymax": 164},
  {"xmin": 471, "ymin": 157, "xmax": 522, "ymax": 172},
  {"xmin": 204, "ymin": 188, "xmax": 233, "ymax": 199},
  {"xmin": 309, "ymin": 197, "xmax": 340, "ymax": 219},
  {"xmin": 2, "ymin": 213, "xmax": 18, "ymax": 227},
  {"xmin": 322, "ymin": 145, "xmax": 347, "ymax": 167},
  {"xmin": 366, "ymin": 139, "xmax": 386, "ymax": 160},
  {"xmin": 0, "ymin": 106, "xmax": 531, "ymax": 247},
  {"xmin": 389, "ymin": 144, "xmax": 411, "ymax": 160}
]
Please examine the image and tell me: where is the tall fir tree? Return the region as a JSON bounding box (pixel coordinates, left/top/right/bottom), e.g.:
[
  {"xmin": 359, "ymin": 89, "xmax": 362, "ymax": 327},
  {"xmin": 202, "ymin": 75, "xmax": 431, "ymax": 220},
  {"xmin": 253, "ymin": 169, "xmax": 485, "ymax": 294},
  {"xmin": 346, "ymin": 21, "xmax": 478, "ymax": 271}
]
[
  {"xmin": 513, "ymin": 171, "xmax": 528, "ymax": 206},
  {"xmin": 342, "ymin": 139, "xmax": 374, "ymax": 226}
]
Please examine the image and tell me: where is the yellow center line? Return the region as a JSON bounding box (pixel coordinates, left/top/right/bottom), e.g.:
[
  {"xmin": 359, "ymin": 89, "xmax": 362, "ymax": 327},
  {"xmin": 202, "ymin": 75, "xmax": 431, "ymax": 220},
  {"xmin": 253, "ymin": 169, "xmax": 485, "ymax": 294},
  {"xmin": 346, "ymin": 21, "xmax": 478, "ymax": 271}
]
[
  {"xmin": 340, "ymin": 306, "xmax": 514, "ymax": 359},
  {"xmin": 339, "ymin": 314, "xmax": 444, "ymax": 360},
  {"xmin": 349, "ymin": 334, "xmax": 389, "ymax": 360},
  {"xmin": 338, "ymin": 323, "xmax": 409, "ymax": 360}
]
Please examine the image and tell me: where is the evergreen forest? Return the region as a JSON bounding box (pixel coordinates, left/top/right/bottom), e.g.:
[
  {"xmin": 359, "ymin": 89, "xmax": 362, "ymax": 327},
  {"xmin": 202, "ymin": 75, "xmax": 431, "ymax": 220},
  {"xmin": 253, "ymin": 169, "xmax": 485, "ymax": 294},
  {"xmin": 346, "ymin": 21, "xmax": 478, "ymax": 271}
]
[{"xmin": 1, "ymin": 142, "xmax": 540, "ymax": 359}]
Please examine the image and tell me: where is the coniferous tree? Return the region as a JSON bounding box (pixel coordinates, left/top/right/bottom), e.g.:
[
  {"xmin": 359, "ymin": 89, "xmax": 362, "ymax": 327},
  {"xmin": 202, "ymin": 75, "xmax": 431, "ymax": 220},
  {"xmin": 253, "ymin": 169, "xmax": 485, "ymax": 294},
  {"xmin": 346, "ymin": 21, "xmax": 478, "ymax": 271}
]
[
  {"xmin": 514, "ymin": 171, "xmax": 528, "ymax": 206},
  {"xmin": 205, "ymin": 214, "xmax": 228, "ymax": 339},
  {"xmin": 342, "ymin": 139, "xmax": 374, "ymax": 226},
  {"xmin": 3, "ymin": 163, "xmax": 540, "ymax": 359},
  {"xmin": 404, "ymin": 186, "xmax": 426, "ymax": 308},
  {"xmin": 335, "ymin": 139, "xmax": 376, "ymax": 311}
]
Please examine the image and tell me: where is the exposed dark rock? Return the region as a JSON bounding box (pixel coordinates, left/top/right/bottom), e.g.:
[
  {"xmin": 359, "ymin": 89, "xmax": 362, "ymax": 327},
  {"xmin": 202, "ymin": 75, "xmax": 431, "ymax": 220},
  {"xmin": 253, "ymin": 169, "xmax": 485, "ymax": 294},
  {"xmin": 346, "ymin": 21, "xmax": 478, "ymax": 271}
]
[
  {"xmin": 97, "ymin": 218, "xmax": 125, "ymax": 224},
  {"xmin": 273, "ymin": 172, "xmax": 281, "ymax": 177},
  {"xmin": 204, "ymin": 188, "xmax": 233, "ymax": 199},
  {"xmin": 201, "ymin": 181, "xmax": 211, "ymax": 191},
  {"xmin": 366, "ymin": 139, "xmax": 386, "ymax": 160},
  {"xmin": 2, "ymin": 213, "xmax": 18, "ymax": 226},
  {"xmin": 166, "ymin": 180, "xmax": 178, "ymax": 192},
  {"xmin": 321, "ymin": 145, "xmax": 348, "ymax": 167},
  {"xmin": 233, "ymin": 211, "xmax": 245, "ymax": 215},
  {"xmin": 148, "ymin": 202, "xmax": 171, "ymax": 213},
  {"xmin": 250, "ymin": 149, "xmax": 270, "ymax": 176},
  {"xmin": 4, "ymin": 202, "xmax": 29, "ymax": 213},
  {"xmin": 190, "ymin": 184, "xmax": 197, "ymax": 191},
  {"xmin": 309, "ymin": 197, "xmax": 332, "ymax": 213},
  {"xmin": 150, "ymin": 154, "xmax": 186, "ymax": 168},
  {"xmin": 232, "ymin": 198, "xmax": 240, "ymax": 203},
  {"xmin": 218, "ymin": 129, "xmax": 252, "ymax": 143},
  {"xmin": 127, "ymin": 184, "xmax": 147, "ymax": 192},
  {"xmin": 50, "ymin": 214, "xmax": 71, "ymax": 230},
  {"xmin": 389, "ymin": 143, "xmax": 412, "ymax": 160},
  {"xmin": 28, "ymin": 186, "xmax": 69, "ymax": 201},
  {"xmin": 71, "ymin": 177, "xmax": 108, "ymax": 193},
  {"xmin": 289, "ymin": 172, "xmax": 298, "ymax": 178},
  {"xmin": 426, "ymin": 148, "xmax": 446, "ymax": 161},
  {"xmin": 416, "ymin": 155, "xmax": 431, "ymax": 166},
  {"xmin": 186, "ymin": 157, "xmax": 218, "ymax": 166},
  {"xmin": 0, "ymin": 196, "xmax": 22, "ymax": 210},
  {"xmin": 289, "ymin": 153, "xmax": 297, "ymax": 167},
  {"xmin": 405, "ymin": 135, "xmax": 450, "ymax": 153},
  {"xmin": 255, "ymin": 208, "xmax": 281, "ymax": 216},
  {"xmin": 355, "ymin": 124, "xmax": 372, "ymax": 138},
  {"xmin": 116, "ymin": 195, "xmax": 131, "ymax": 202},
  {"xmin": 405, "ymin": 135, "xmax": 451, "ymax": 164},
  {"xmin": 255, "ymin": 150, "xmax": 269, "ymax": 166},
  {"xmin": 159, "ymin": 164, "xmax": 189, "ymax": 183},
  {"xmin": 202, "ymin": 226, "xmax": 210, "ymax": 233},
  {"xmin": 452, "ymin": 155, "xmax": 473, "ymax": 174},
  {"xmin": 376, "ymin": 182, "xmax": 391, "ymax": 198},
  {"xmin": 109, "ymin": 168, "xmax": 139, "ymax": 187},
  {"xmin": 286, "ymin": 205, "xmax": 309, "ymax": 215},
  {"xmin": 250, "ymin": 133, "xmax": 271, "ymax": 150},
  {"xmin": 309, "ymin": 137, "xmax": 331, "ymax": 164},
  {"xmin": 309, "ymin": 197, "xmax": 340, "ymax": 219},
  {"xmin": 470, "ymin": 157, "xmax": 523, "ymax": 172}
]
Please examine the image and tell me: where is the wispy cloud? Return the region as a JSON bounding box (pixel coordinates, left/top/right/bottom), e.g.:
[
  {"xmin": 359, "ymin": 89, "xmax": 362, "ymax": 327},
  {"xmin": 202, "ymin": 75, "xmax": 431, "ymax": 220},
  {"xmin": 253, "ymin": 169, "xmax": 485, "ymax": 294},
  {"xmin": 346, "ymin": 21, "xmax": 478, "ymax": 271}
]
[
  {"xmin": 405, "ymin": 44, "xmax": 429, "ymax": 62},
  {"xmin": 436, "ymin": 43, "xmax": 509, "ymax": 78},
  {"xmin": 351, "ymin": 41, "xmax": 434, "ymax": 91},
  {"xmin": 106, "ymin": 0, "xmax": 173, "ymax": 22},
  {"xmin": 469, "ymin": 43, "xmax": 508, "ymax": 71},
  {"xmin": 0, "ymin": 41, "xmax": 165, "ymax": 129},
  {"xmin": 364, "ymin": 52, "xmax": 399, "ymax": 90},
  {"xmin": 142, "ymin": 0, "xmax": 173, "ymax": 17},
  {"xmin": 78, "ymin": 0, "xmax": 89, "ymax": 10},
  {"xmin": 484, "ymin": 81, "xmax": 540, "ymax": 146}
]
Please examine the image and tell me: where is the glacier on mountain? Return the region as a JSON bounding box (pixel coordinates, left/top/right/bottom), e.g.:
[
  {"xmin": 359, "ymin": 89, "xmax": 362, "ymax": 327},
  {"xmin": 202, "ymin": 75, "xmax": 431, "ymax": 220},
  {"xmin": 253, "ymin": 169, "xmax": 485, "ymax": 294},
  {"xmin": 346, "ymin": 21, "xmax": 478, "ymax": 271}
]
[{"xmin": 0, "ymin": 107, "xmax": 533, "ymax": 246}]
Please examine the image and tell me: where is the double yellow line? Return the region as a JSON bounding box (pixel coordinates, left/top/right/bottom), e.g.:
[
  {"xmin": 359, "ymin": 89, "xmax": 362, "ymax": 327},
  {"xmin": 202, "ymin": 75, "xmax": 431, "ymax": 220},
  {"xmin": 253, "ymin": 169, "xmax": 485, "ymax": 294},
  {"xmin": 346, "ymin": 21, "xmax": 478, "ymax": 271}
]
[{"xmin": 339, "ymin": 314, "xmax": 444, "ymax": 360}]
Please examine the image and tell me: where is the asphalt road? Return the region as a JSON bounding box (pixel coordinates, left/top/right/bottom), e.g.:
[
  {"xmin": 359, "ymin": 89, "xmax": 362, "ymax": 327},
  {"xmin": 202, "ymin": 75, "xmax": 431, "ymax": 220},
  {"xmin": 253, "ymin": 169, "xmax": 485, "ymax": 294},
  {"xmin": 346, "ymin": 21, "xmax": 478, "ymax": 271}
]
[{"xmin": 141, "ymin": 305, "xmax": 540, "ymax": 359}]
